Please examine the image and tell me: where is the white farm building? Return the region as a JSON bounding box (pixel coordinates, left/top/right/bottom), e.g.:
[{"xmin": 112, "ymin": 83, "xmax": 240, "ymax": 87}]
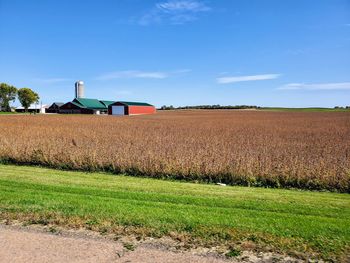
[{"xmin": 15, "ymin": 104, "xmax": 48, "ymax": 114}]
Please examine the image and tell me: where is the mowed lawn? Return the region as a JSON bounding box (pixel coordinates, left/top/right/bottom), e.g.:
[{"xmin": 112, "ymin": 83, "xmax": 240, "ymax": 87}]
[{"xmin": 0, "ymin": 164, "xmax": 349, "ymax": 260}]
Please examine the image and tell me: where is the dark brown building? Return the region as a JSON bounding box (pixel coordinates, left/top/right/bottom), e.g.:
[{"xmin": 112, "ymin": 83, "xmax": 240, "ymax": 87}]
[
  {"xmin": 46, "ymin": 102, "xmax": 64, "ymax": 113},
  {"xmin": 59, "ymin": 98, "xmax": 115, "ymax": 114}
]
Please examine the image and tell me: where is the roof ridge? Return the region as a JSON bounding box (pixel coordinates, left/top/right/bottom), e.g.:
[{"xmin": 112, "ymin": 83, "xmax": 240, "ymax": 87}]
[
  {"xmin": 73, "ymin": 98, "xmax": 107, "ymax": 109},
  {"xmin": 116, "ymin": 101, "xmax": 153, "ymax": 106}
]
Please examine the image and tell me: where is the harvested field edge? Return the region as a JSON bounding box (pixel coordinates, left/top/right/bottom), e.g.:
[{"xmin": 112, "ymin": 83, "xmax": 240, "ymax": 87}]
[{"xmin": 0, "ymin": 158, "xmax": 349, "ymax": 193}]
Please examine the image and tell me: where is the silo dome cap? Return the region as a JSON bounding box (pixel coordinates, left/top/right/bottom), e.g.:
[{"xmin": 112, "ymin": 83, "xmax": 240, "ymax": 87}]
[{"xmin": 76, "ymin": 80, "xmax": 84, "ymax": 84}]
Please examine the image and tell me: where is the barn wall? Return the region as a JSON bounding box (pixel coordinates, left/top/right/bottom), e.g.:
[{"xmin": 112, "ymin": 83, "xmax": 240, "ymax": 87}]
[
  {"xmin": 59, "ymin": 109, "xmax": 94, "ymax": 114},
  {"xmin": 46, "ymin": 105, "xmax": 60, "ymax": 113},
  {"xmin": 46, "ymin": 109, "xmax": 59, "ymax": 113},
  {"xmin": 128, "ymin": 106, "xmax": 156, "ymax": 115},
  {"xmin": 60, "ymin": 102, "xmax": 79, "ymax": 110},
  {"xmin": 59, "ymin": 102, "xmax": 94, "ymax": 114},
  {"xmin": 108, "ymin": 103, "xmax": 156, "ymax": 115},
  {"xmin": 59, "ymin": 109, "xmax": 82, "ymax": 114}
]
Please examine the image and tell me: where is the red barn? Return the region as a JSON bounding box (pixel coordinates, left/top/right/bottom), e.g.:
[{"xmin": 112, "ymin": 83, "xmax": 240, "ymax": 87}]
[{"xmin": 108, "ymin": 101, "xmax": 156, "ymax": 116}]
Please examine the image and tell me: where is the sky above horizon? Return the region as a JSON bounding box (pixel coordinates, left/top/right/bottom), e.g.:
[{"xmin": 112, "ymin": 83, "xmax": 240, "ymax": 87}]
[{"xmin": 0, "ymin": 0, "xmax": 349, "ymax": 107}]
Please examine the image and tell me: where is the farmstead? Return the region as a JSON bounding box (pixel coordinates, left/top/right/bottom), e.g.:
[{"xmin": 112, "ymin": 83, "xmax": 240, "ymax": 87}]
[{"xmin": 48, "ymin": 81, "xmax": 156, "ymax": 115}]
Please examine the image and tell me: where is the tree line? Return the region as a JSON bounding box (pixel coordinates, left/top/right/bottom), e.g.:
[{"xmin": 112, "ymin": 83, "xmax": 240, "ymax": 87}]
[
  {"xmin": 0, "ymin": 83, "xmax": 39, "ymax": 112},
  {"xmin": 159, "ymin": 105, "xmax": 260, "ymax": 110}
]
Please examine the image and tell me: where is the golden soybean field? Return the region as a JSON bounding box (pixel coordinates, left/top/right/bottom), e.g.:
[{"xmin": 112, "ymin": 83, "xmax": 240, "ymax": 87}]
[{"xmin": 0, "ymin": 110, "xmax": 349, "ymax": 192}]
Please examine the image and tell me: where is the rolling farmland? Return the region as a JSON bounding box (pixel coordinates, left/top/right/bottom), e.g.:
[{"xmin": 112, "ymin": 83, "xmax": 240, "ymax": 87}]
[{"xmin": 0, "ymin": 110, "xmax": 349, "ymax": 192}]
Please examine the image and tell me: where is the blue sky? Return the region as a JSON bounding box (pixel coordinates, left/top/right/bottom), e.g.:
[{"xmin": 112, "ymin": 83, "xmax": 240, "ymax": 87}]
[{"xmin": 0, "ymin": 0, "xmax": 349, "ymax": 107}]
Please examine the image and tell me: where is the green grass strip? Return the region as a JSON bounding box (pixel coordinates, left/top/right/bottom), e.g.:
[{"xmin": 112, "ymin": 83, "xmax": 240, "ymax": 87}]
[{"xmin": 0, "ymin": 164, "xmax": 349, "ymax": 260}]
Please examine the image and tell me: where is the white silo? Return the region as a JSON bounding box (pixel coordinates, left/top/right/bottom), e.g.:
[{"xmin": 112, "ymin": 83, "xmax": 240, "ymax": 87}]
[{"xmin": 75, "ymin": 80, "xmax": 84, "ymax": 98}]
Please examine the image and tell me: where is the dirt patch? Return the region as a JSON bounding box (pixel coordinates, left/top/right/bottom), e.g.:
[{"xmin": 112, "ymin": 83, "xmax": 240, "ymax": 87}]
[
  {"xmin": 0, "ymin": 224, "xmax": 306, "ymax": 263},
  {"xmin": 0, "ymin": 226, "xmax": 121, "ymax": 263}
]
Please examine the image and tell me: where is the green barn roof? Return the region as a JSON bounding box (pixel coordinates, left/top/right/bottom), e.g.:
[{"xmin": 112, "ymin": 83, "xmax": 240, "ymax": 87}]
[
  {"xmin": 71, "ymin": 101, "xmax": 85, "ymax": 108},
  {"xmin": 100, "ymin": 100, "xmax": 116, "ymax": 107},
  {"xmin": 117, "ymin": 101, "xmax": 153, "ymax": 106},
  {"xmin": 73, "ymin": 98, "xmax": 107, "ymax": 109}
]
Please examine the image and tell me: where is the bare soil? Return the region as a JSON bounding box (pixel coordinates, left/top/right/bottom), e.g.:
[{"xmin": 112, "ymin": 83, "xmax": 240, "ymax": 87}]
[{"xmin": 0, "ymin": 224, "xmax": 304, "ymax": 263}]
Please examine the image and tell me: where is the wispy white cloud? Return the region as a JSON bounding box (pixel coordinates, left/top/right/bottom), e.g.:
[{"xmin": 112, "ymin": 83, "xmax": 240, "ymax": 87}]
[
  {"xmin": 138, "ymin": 0, "xmax": 211, "ymax": 25},
  {"xmin": 278, "ymin": 82, "xmax": 350, "ymax": 90},
  {"xmin": 217, "ymin": 74, "xmax": 281, "ymax": 84},
  {"xmin": 156, "ymin": 1, "xmax": 210, "ymax": 12},
  {"xmin": 96, "ymin": 69, "xmax": 191, "ymax": 80},
  {"xmin": 32, "ymin": 78, "xmax": 71, "ymax": 84},
  {"xmin": 99, "ymin": 71, "xmax": 168, "ymax": 80},
  {"xmin": 171, "ymin": 69, "xmax": 192, "ymax": 74}
]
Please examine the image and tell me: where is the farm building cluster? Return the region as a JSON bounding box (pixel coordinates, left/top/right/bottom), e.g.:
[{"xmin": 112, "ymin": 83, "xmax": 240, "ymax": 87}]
[
  {"xmin": 16, "ymin": 81, "xmax": 156, "ymax": 116},
  {"xmin": 47, "ymin": 98, "xmax": 156, "ymax": 115}
]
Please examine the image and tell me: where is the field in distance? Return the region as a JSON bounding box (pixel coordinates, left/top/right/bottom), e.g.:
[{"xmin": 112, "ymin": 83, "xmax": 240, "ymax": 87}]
[
  {"xmin": 0, "ymin": 164, "xmax": 349, "ymax": 261},
  {"xmin": 0, "ymin": 110, "xmax": 349, "ymax": 192},
  {"xmin": 259, "ymin": 107, "xmax": 350, "ymax": 112}
]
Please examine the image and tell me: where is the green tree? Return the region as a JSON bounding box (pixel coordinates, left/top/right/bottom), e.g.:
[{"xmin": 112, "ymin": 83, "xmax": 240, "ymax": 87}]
[
  {"xmin": 17, "ymin": 88, "xmax": 40, "ymax": 112},
  {"xmin": 0, "ymin": 83, "xmax": 17, "ymax": 112}
]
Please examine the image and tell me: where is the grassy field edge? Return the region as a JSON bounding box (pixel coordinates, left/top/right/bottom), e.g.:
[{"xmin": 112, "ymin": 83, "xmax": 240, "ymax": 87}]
[
  {"xmin": 0, "ymin": 164, "xmax": 349, "ymax": 261},
  {"xmin": 0, "ymin": 158, "xmax": 348, "ymax": 193}
]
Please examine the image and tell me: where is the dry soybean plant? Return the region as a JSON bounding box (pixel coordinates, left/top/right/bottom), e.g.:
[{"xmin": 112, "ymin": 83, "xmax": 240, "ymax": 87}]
[{"xmin": 0, "ymin": 110, "xmax": 349, "ymax": 192}]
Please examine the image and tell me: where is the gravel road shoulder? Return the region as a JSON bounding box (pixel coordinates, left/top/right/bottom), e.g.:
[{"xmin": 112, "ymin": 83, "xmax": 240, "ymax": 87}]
[
  {"xmin": 0, "ymin": 224, "xmax": 303, "ymax": 263},
  {"xmin": 0, "ymin": 224, "xmax": 233, "ymax": 263}
]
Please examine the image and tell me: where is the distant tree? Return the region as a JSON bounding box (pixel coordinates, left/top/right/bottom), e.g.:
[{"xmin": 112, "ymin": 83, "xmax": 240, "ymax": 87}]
[
  {"xmin": 160, "ymin": 105, "xmax": 175, "ymax": 110},
  {"xmin": 177, "ymin": 105, "xmax": 260, "ymax": 110},
  {"xmin": 159, "ymin": 104, "xmax": 260, "ymax": 110},
  {"xmin": 17, "ymin": 88, "xmax": 39, "ymax": 112},
  {"xmin": 0, "ymin": 83, "xmax": 17, "ymax": 112}
]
